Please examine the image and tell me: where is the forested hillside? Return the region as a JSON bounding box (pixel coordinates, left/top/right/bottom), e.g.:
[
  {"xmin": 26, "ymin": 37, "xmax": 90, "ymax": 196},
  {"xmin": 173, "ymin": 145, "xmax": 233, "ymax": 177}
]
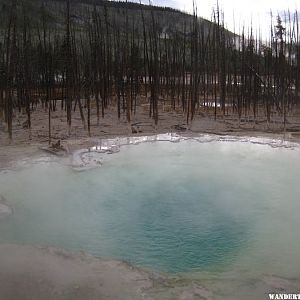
[{"xmin": 0, "ymin": 0, "xmax": 214, "ymax": 34}]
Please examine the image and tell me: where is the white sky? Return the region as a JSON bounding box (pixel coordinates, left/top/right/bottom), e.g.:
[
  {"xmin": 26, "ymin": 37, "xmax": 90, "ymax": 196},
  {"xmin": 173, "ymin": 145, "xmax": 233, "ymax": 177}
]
[{"xmin": 144, "ymin": 0, "xmax": 299, "ymax": 40}]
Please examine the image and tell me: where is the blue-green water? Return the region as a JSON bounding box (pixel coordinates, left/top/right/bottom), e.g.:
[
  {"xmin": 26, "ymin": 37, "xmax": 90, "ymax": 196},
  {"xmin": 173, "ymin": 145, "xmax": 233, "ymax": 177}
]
[{"xmin": 1, "ymin": 140, "xmax": 300, "ymax": 278}]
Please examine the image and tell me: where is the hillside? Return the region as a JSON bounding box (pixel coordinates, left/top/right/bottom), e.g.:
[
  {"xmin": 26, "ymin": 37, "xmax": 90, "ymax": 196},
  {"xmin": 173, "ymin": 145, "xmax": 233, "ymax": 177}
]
[{"xmin": 0, "ymin": 0, "xmax": 225, "ymax": 38}]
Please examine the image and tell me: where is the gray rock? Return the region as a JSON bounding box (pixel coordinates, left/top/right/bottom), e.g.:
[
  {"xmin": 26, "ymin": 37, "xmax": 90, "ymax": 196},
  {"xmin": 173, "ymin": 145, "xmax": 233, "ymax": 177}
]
[{"xmin": 0, "ymin": 195, "xmax": 13, "ymax": 219}]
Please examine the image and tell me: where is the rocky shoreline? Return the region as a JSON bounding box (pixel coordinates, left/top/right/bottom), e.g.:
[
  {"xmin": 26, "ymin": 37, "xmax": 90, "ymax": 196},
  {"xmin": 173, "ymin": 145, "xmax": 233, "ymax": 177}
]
[{"xmin": 71, "ymin": 133, "xmax": 300, "ymax": 171}]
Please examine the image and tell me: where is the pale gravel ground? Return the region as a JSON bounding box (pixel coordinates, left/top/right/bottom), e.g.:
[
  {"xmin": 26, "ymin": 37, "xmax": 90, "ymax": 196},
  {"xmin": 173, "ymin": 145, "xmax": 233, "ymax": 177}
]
[
  {"xmin": 0, "ymin": 244, "xmax": 299, "ymax": 300},
  {"xmin": 2, "ymin": 103, "xmax": 300, "ymax": 166},
  {"xmin": 0, "ymin": 244, "xmax": 215, "ymax": 300}
]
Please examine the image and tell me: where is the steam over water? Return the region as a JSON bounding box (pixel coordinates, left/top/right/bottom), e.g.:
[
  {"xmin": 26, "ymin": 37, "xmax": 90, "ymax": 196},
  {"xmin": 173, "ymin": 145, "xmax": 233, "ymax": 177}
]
[{"xmin": 1, "ymin": 139, "xmax": 300, "ymax": 287}]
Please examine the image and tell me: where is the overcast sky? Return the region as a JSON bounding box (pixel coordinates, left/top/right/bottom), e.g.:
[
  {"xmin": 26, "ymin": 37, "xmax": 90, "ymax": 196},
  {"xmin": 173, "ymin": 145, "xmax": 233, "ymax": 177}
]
[{"xmin": 136, "ymin": 0, "xmax": 299, "ymax": 39}]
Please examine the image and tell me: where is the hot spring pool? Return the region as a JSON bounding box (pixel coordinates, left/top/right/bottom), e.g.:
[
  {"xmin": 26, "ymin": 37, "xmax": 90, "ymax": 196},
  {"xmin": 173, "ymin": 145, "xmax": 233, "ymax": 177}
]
[{"xmin": 1, "ymin": 136, "xmax": 300, "ymax": 283}]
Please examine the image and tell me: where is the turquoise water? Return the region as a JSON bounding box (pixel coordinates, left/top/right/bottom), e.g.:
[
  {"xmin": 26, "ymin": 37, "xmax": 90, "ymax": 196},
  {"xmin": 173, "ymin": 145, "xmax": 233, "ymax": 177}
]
[{"xmin": 1, "ymin": 140, "xmax": 300, "ymax": 278}]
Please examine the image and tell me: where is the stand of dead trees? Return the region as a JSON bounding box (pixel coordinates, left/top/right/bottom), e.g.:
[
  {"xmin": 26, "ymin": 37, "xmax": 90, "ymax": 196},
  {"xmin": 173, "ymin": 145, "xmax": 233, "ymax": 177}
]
[{"xmin": 0, "ymin": 0, "xmax": 300, "ymax": 141}]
